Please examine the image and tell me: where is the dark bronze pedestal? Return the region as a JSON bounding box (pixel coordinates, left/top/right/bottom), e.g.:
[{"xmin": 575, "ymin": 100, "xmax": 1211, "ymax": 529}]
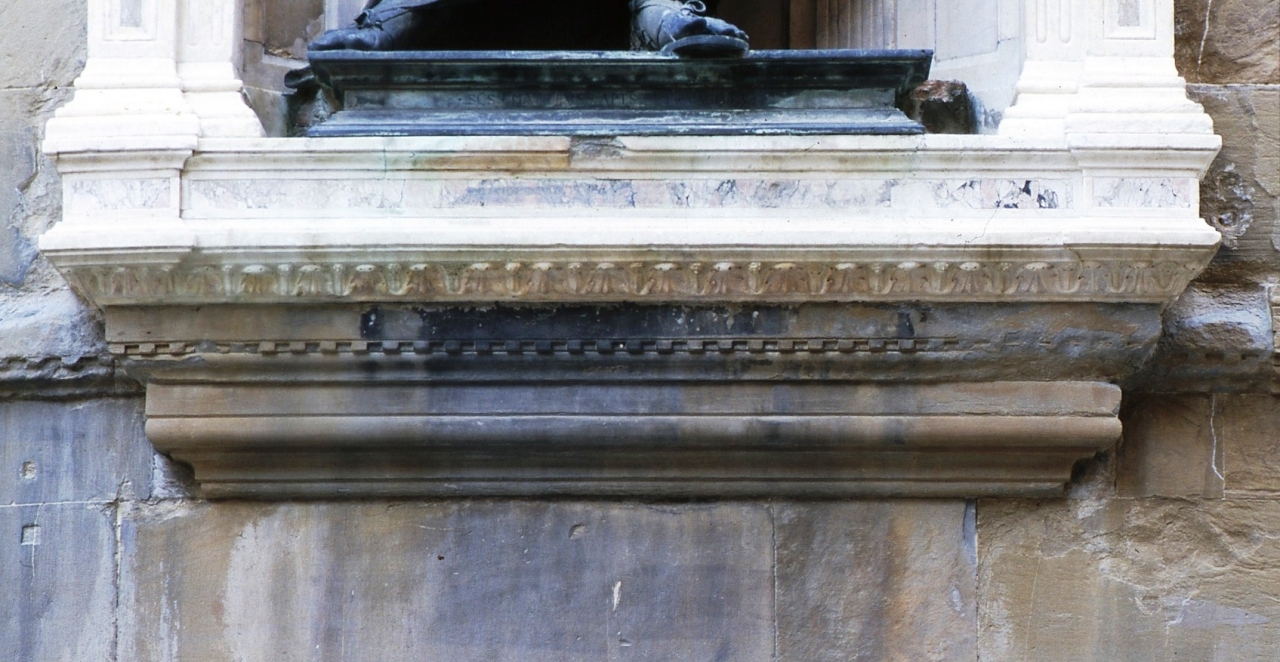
[{"xmin": 305, "ymin": 49, "xmax": 932, "ymax": 136}]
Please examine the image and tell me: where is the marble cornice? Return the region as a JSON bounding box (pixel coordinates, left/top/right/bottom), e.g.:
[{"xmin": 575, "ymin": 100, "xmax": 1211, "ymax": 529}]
[
  {"xmin": 37, "ymin": 0, "xmax": 1228, "ymax": 497},
  {"xmin": 62, "ymin": 255, "xmax": 1204, "ymax": 306},
  {"xmin": 42, "ymin": 134, "xmax": 1221, "ymax": 308},
  {"xmin": 34, "ymin": 130, "xmax": 1224, "ymax": 498}
]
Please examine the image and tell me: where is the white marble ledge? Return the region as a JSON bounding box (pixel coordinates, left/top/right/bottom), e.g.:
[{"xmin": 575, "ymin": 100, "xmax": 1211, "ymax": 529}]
[
  {"xmin": 42, "ymin": 133, "xmax": 1224, "ymax": 307},
  {"xmin": 44, "ymin": 212, "xmax": 1222, "ymax": 252},
  {"xmin": 174, "ymin": 216, "xmax": 1224, "ymax": 249},
  {"xmin": 43, "ymin": 217, "xmax": 1219, "ymax": 305},
  {"xmin": 181, "ymin": 134, "xmax": 1222, "ymax": 176}
]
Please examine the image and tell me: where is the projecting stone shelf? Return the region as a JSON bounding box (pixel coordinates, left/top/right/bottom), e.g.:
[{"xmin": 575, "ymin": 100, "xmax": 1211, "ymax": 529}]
[
  {"xmin": 305, "ymin": 49, "xmax": 932, "ymax": 136},
  {"xmin": 40, "ymin": 0, "xmax": 1226, "ymax": 500},
  {"xmin": 39, "ymin": 131, "xmax": 1222, "ymax": 499},
  {"xmin": 122, "ymin": 303, "xmax": 1129, "ymax": 498}
]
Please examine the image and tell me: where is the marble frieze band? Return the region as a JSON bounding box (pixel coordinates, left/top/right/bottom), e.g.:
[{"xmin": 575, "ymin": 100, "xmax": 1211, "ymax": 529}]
[{"xmin": 65, "ymin": 257, "xmax": 1205, "ymax": 304}]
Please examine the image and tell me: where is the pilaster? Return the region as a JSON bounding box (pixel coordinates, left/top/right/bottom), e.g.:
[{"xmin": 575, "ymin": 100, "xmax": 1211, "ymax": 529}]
[
  {"xmin": 177, "ymin": 0, "xmax": 265, "ymax": 137},
  {"xmin": 42, "ymin": 0, "xmax": 201, "ymax": 272},
  {"xmin": 998, "ymin": 0, "xmax": 1087, "ymax": 137}
]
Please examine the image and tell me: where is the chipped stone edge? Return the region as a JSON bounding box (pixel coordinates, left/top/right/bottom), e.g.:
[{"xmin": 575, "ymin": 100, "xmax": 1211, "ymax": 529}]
[{"xmin": 1272, "ymin": 289, "xmax": 1279, "ymax": 391}]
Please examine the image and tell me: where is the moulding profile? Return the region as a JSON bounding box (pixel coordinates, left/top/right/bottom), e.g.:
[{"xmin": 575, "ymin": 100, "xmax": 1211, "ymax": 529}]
[{"xmin": 34, "ymin": 0, "xmax": 1228, "ymax": 498}]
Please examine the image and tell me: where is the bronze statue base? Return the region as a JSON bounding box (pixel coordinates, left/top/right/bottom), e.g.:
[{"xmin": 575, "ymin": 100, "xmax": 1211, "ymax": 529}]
[{"xmin": 303, "ymin": 49, "xmax": 932, "ymax": 137}]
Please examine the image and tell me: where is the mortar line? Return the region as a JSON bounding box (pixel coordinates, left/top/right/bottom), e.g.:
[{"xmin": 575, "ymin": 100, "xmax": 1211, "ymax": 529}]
[
  {"xmin": 770, "ymin": 501, "xmax": 779, "ymax": 661},
  {"xmin": 29, "ymin": 502, "xmax": 43, "ymax": 586},
  {"xmin": 1195, "ymin": 0, "xmax": 1213, "ymax": 80},
  {"xmin": 1209, "ymin": 393, "xmax": 1224, "ymax": 483},
  {"xmin": 112, "ymin": 499, "xmax": 122, "ymax": 662},
  {"xmin": 0, "ymin": 499, "xmax": 116, "ymax": 509}
]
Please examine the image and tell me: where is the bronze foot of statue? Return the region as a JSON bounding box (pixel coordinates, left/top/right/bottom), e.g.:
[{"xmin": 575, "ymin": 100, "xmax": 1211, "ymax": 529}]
[
  {"xmin": 307, "ymin": 0, "xmax": 750, "ymax": 57},
  {"xmin": 631, "ymin": 0, "xmax": 749, "ymax": 57},
  {"xmin": 309, "ymin": 1, "xmax": 430, "ymax": 51}
]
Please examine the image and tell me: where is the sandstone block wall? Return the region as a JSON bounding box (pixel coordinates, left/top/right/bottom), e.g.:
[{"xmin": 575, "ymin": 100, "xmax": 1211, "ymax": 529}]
[
  {"xmin": 977, "ymin": 3, "xmax": 1280, "ymax": 657},
  {"xmin": 3, "ymin": 0, "xmax": 1278, "ymax": 659}
]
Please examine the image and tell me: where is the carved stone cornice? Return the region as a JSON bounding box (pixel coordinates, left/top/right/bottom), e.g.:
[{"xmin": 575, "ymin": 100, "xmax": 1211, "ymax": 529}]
[
  {"xmin": 39, "ymin": 0, "xmax": 1225, "ymax": 502},
  {"xmin": 43, "ymin": 134, "xmax": 1221, "ymax": 309},
  {"xmin": 108, "ymin": 300, "xmax": 1136, "ymax": 498},
  {"xmin": 63, "ymin": 256, "xmax": 1205, "ymax": 306}
]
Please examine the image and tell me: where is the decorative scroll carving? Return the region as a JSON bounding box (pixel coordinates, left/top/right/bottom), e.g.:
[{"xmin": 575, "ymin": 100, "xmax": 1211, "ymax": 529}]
[{"xmin": 66, "ymin": 258, "xmax": 1201, "ymax": 304}]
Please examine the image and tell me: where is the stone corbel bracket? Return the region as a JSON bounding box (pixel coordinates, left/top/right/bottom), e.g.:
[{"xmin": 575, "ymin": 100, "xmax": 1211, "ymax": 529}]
[{"xmin": 40, "ymin": 0, "xmax": 1223, "ymax": 499}]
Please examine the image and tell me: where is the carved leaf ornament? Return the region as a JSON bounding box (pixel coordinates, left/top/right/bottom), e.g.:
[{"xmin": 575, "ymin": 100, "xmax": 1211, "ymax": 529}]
[{"xmin": 68, "ymin": 259, "xmax": 1198, "ymax": 303}]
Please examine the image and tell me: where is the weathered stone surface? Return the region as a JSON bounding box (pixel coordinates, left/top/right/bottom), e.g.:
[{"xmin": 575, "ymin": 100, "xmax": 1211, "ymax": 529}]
[
  {"xmin": 8, "ymin": 6, "xmax": 1276, "ymax": 662},
  {"xmin": 263, "ymin": 0, "xmax": 325, "ymax": 59},
  {"xmin": 0, "ymin": 290, "xmax": 105, "ymax": 365},
  {"xmin": 0, "ymin": 90, "xmax": 105, "ymax": 372},
  {"xmin": 1188, "ymin": 85, "xmax": 1280, "ymax": 272},
  {"xmin": 1219, "ymin": 394, "xmax": 1280, "ymax": 495},
  {"xmin": 0, "ymin": 126, "xmax": 38, "ymax": 285},
  {"xmin": 0, "ymin": 397, "xmax": 151, "ymax": 504},
  {"xmin": 0, "ymin": 503, "xmax": 117, "ymax": 661},
  {"xmin": 0, "ymin": 86, "xmax": 74, "ymax": 224},
  {"xmin": 118, "ymin": 501, "xmax": 777, "ymax": 661},
  {"xmin": 1117, "ymin": 394, "xmax": 1224, "ymax": 498},
  {"xmin": 1127, "ymin": 283, "xmax": 1274, "ymax": 392},
  {"xmin": 1162, "ymin": 285, "xmax": 1272, "ymax": 352},
  {"xmin": 115, "ymin": 499, "xmax": 987, "ymax": 660},
  {"xmin": 979, "ymin": 498, "xmax": 1280, "ymax": 661},
  {"xmin": 0, "ymin": 89, "xmax": 70, "ymax": 260},
  {"xmin": 901, "ymin": 80, "xmax": 978, "ymax": 134},
  {"xmin": 1175, "ymin": 0, "xmax": 1279, "ymax": 84},
  {"xmin": 775, "ymin": 500, "xmax": 977, "ymax": 661},
  {"xmin": 0, "ymin": 0, "xmax": 87, "ymax": 90}
]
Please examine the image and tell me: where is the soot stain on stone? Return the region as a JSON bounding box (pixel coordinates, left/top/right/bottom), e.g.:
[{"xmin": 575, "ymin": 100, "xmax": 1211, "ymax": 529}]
[
  {"xmin": 360, "ymin": 306, "xmax": 384, "ymax": 339},
  {"xmin": 896, "ymin": 310, "xmax": 916, "ymax": 338}
]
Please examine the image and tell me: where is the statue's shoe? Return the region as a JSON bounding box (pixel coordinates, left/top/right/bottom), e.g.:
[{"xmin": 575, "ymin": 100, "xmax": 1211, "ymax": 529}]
[
  {"xmin": 661, "ymin": 34, "xmax": 749, "ymax": 57},
  {"xmin": 308, "ymin": 6, "xmax": 422, "ymax": 51},
  {"xmin": 308, "ymin": 26, "xmax": 399, "ymax": 50},
  {"xmin": 651, "ymin": 6, "xmax": 749, "ymax": 58}
]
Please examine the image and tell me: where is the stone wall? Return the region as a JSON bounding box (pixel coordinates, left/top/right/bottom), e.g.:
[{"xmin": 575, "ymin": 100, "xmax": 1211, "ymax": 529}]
[
  {"xmin": 0, "ymin": 0, "xmax": 108, "ymax": 383},
  {"xmin": 3, "ymin": 1, "xmax": 1278, "ymax": 660},
  {"xmin": 978, "ymin": 1, "xmax": 1280, "ymax": 657}
]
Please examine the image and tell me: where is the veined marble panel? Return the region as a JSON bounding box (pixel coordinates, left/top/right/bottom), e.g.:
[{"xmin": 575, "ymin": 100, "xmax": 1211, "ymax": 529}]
[
  {"xmin": 66, "ymin": 178, "xmax": 171, "ymax": 213},
  {"xmin": 183, "ymin": 177, "xmax": 1074, "ymax": 212},
  {"xmin": 185, "ymin": 177, "xmax": 896, "ymax": 211},
  {"xmin": 1093, "ymin": 177, "xmax": 1193, "ymax": 208},
  {"xmin": 889, "ymin": 179, "xmax": 1069, "ymax": 209}
]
